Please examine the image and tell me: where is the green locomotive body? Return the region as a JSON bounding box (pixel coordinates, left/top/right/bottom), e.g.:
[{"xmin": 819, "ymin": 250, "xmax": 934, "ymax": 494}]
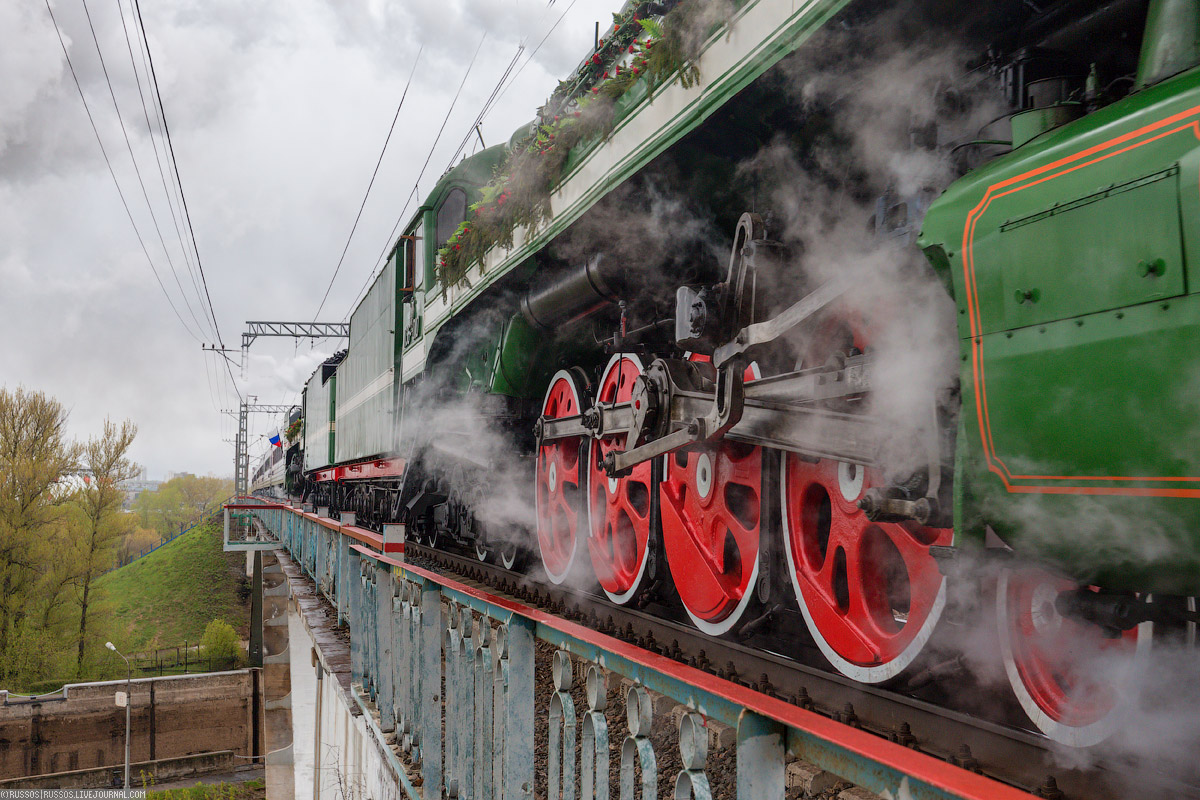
[{"xmin": 921, "ymin": 59, "xmax": 1200, "ymax": 594}]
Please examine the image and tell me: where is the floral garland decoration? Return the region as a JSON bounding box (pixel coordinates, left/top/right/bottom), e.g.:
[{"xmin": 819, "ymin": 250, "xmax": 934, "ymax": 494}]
[
  {"xmin": 437, "ymin": 0, "xmax": 723, "ymax": 291},
  {"xmin": 285, "ymin": 418, "xmax": 303, "ymax": 442}
]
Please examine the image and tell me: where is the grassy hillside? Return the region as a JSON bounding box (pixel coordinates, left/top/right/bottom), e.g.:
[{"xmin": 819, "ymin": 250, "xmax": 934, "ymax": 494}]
[{"xmin": 95, "ymin": 519, "xmax": 250, "ymax": 653}]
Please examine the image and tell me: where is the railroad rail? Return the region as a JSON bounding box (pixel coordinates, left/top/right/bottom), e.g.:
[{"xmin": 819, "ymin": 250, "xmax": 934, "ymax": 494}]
[{"xmin": 227, "ymin": 498, "xmax": 1190, "ymax": 800}]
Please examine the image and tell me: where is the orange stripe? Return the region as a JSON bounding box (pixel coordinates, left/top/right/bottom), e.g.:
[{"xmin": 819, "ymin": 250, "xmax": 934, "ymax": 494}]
[{"xmin": 962, "ymin": 103, "xmax": 1200, "ymax": 492}]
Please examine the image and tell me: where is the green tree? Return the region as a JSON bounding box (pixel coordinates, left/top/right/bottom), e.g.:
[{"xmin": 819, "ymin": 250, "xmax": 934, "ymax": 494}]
[
  {"xmin": 0, "ymin": 388, "xmax": 78, "ymax": 683},
  {"xmin": 71, "ymin": 419, "xmax": 138, "ymax": 678},
  {"xmin": 134, "ymin": 475, "xmax": 231, "ymax": 539}
]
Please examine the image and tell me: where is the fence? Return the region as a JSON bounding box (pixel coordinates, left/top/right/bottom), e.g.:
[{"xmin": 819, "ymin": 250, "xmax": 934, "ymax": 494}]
[
  {"xmin": 107, "ymin": 499, "xmax": 232, "ymax": 574},
  {"xmin": 127, "ymin": 642, "xmax": 241, "ymax": 678},
  {"xmin": 240, "ymin": 498, "xmax": 1034, "ymax": 800}
]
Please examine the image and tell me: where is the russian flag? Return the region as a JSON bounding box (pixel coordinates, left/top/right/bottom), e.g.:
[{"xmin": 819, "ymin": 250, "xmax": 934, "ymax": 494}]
[{"xmin": 269, "ymin": 434, "xmax": 282, "ymax": 448}]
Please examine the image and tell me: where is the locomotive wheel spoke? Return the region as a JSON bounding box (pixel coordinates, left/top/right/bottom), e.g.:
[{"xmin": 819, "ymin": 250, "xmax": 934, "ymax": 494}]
[
  {"xmin": 587, "ymin": 354, "xmax": 657, "ymax": 605},
  {"xmin": 998, "ymin": 566, "xmax": 1151, "ymax": 747},
  {"xmin": 784, "ymin": 454, "xmax": 951, "ymax": 681},
  {"xmin": 536, "ymin": 370, "xmax": 589, "ymax": 585}
]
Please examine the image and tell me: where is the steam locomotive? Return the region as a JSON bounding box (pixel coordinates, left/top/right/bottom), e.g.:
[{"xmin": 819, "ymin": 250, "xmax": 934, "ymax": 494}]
[{"xmin": 258, "ymin": 0, "xmax": 1200, "ymax": 748}]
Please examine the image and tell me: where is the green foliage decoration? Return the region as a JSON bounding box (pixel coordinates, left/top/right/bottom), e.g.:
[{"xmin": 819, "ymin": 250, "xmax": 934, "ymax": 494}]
[{"xmin": 437, "ymin": 0, "xmax": 728, "ymax": 289}]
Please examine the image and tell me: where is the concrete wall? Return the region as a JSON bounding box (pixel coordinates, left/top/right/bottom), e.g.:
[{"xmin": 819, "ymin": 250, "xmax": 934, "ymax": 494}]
[
  {"xmin": 0, "ymin": 671, "xmax": 258, "ymax": 781},
  {"xmin": 262, "ymin": 551, "xmax": 296, "ymax": 800},
  {"xmin": 0, "ymin": 751, "xmax": 236, "ymax": 790},
  {"xmin": 312, "ymin": 653, "xmax": 398, "ymax": 800}
]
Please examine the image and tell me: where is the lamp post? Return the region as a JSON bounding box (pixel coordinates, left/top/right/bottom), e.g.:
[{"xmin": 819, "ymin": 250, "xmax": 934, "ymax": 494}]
[{"xmin": 105, "ymin": 642, "xmax": 131, "ymax": 794}]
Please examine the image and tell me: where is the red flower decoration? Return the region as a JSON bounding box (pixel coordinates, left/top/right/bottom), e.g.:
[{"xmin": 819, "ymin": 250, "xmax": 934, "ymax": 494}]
[
  {"xmin": 592, "ymin": 54, "xmax": 601, "ymax": 64},
  {"xmin": 629, "ymin": 45, "xmax": 635, "ymax": 53}
]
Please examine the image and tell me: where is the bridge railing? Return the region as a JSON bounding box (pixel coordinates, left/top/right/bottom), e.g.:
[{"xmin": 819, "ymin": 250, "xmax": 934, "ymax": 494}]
[{"xmin": 248, "ymin": 502, "xmax": 1034, "ymax": 800}]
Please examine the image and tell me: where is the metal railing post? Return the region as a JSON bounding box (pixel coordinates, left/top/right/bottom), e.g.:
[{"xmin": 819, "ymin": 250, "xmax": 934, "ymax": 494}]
[
  {"xmin": 620, "ymin": 685, "xmax": 656, "ymax": 800},
  {"xmin": 475, "ymin": 624, "xmax": 493, "ymax": 800},
  {"xmin": 736, "ymin": 709, "xmax": 785, "ymax": 800},
  {"xmin": 349, "ymin": 549, "xmax": 363, "ymax": 685},
  {"xmin": 377, "ymin": 566, "xmax": 395, "ymax": 732},
  {"xmin": 502, "ymin": 617, "xmax": 535, "ymax": 800},
  {"xmin": 420, "ymin": 582, "xmax": 444, "ymax": 794},
  {"xmin": 548, "ymin": 650, "xmax": 576, "ymax": 800},
  {"xmin": 581, "ymin": 666, "xmax": 609, "ymax": 800}
]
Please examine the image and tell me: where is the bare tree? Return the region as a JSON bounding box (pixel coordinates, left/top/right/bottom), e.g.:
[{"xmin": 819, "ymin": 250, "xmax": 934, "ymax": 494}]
[{"xmin": 73, "ymin": 418, "xmax": 138, "ymax": 677}]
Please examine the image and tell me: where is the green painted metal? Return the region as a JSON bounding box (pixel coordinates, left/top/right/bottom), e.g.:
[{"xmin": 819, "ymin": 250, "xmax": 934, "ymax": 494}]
[
  {"xmin": 919, "ymin": 66, "xmax": 1200, "ymax": 592},
  {"xmin": 1137, "ymin": 0, "xmax": 1200, "ymax": 89},
  {"xmin": 489, "ymin": 314, "xmax": 541, "ymax": 398}
]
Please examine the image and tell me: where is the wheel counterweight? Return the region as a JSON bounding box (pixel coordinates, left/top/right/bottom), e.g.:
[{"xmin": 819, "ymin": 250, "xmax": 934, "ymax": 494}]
[
  {"xmin": 661, "ymin": 356, "xmax": 765, "ymax": 635},
  {"xmin": 587, "ymin": 354, "xmax": 658, "ymax": 604},
  {"xmin": 662, "ymin": 443, "xmax": 763, "ymax": 635},
  {"xmin": 998, "ymin": 567, "xmax": 1151, "ymax": 747},
  {"xmin": 536, "ymin": 370, "xmax": 589, "ymax": 585}
]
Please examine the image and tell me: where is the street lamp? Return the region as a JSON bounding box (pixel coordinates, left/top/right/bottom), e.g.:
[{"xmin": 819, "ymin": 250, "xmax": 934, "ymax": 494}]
[{"xmin": 105, "ymin": 642, "xmax": 131, "ymax": 794}]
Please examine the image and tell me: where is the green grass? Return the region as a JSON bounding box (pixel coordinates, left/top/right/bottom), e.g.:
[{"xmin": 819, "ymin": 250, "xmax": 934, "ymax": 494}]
[
  {"xmin": 146, "ymin": 778, "xmax": 265, "ymax": 800},
  {"xmin": 96, "ymin": 520, "xmax": 250, "ymax": 653}
]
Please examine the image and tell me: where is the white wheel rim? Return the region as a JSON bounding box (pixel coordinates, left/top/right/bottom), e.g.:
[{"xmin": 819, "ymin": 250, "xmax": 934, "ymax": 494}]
[
  {"xmin": 537, "ymin": 369, "xmax": 587, "ymax": 585},
  {"xmin": 779, "ymin": 450, "xmax": 946, "ymax": 684},
  {"xmin": 679, "ymin": 548, "xmax": 761, "ymax": 637}
]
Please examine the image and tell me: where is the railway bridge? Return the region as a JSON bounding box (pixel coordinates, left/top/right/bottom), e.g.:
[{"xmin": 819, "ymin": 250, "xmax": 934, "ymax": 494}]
[{"xmin": 222, "ymin": 497, "xmax": 1076, "ymax": 800}]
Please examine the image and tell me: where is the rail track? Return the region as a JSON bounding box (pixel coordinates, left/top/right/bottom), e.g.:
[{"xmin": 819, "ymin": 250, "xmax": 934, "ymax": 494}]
[{"xmin": 406, "ymin": 540, "xmax": 1200, "ymax": 800}]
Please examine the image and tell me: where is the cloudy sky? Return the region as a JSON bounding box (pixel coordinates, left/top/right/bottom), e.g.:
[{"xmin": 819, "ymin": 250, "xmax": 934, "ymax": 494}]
[{"xmin": 1, "ymin": 0, "xmax": 624, "ymax": 479}]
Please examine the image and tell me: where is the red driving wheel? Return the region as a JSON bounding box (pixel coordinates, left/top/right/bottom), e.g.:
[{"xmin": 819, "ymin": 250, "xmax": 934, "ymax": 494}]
[
  {"xmin": 998, "ymin": 567, "xmax": 1150, "ymax": 747},
  {"xmin": 662, "ymin": 357, "xmax": 764, "ymax": 635},
  {"xmin": 587, "ymin": 354, "xmax": 658, "ymax": 604},
  {"xmin": 536, "ymin": 369, "xmax": 588, "ymax": 585},
  {"xmin": 781, "ymin": 317, "xmax": 951, "ymax": 682}
]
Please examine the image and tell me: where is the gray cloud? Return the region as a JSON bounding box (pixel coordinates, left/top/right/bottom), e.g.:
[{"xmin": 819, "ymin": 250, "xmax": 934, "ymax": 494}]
[{"xmin": 1, "ymin": 0, "xmax": 624, "ymax": 478}]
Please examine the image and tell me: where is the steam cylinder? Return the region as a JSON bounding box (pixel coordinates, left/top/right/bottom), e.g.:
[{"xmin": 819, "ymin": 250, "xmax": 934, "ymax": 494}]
[{"xmin": 520, "ymin": 254, "xmax": 625, "ymax": 331}]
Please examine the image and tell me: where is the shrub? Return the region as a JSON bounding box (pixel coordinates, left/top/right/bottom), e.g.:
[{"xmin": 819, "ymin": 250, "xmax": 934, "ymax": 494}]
[{"xmin": 200, "ymin": 619, "xmax": 240, "ymax": 666}]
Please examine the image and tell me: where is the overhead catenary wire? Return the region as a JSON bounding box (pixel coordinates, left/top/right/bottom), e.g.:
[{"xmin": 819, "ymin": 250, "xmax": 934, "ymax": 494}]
[
  {"xmin": 311, "ymin": 46, "xmax": 425, "ymax": 322},
  {"xmin": 132, "ymin": 0, "xmax": 228, "ymax": 354},
  {"xmin": 487, "ymin": 0, "xmax": 582, "ymax": 122},
  {"xmin": 339, "ymin": 33, "xmax": 490, "ymax": 323},
  {"xmin": 43, "ymin": 0, "xmax": 203, "ymax": 345},
  {"xmin": 341, "ymin": 2, "xmax": 584, "ymax": 322},
  {"xmin": 113, "ymin": 0, "xmax": 215, "ymax": 341},
  {"xmin": 129, "ymin": 0, "xmax": 242, "ymax": 403},
  {"xmin": 79, "ymin": 0, "xmax": 212, "ymax": 341}
]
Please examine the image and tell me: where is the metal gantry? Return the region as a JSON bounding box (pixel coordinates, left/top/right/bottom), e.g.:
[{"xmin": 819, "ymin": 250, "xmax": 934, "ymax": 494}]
[
  {"xmin": 225, "ymin": 403, "xmax": 299, "ymax": 496},
  {"xmin": 241, "ymin": 321, "xmax": 349, "ymax": 350}
]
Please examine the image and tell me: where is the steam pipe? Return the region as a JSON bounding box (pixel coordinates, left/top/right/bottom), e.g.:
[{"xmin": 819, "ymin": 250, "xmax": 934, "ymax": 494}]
[{"xmin": 520, "ymin": 254, "xmax": 626, "ymax": 332}]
